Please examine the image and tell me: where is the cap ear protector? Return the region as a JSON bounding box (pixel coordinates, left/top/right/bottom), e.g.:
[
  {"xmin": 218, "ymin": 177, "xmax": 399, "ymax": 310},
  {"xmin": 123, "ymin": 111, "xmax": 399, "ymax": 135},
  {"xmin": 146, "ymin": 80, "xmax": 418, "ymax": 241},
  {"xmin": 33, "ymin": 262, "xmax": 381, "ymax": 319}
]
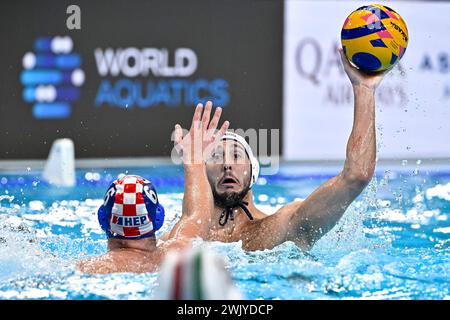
[
  {"xmin": 97, "ymin": 176, "xmax": 165, "ymax": 239},
  {"xmin": 220, "ymin": 131, "xmax": 260, "ymax": 188},
  {"xmin": 142, "ymin": 183, "xmax": 165, "ymax": 232}
]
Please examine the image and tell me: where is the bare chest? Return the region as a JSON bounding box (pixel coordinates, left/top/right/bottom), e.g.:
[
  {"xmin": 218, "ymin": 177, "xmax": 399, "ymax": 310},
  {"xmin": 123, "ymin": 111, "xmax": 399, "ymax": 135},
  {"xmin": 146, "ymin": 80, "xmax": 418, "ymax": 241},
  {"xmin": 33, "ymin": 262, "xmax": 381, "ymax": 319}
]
[
  {"xmin": 206, "ymin": 228, "xmax": 242, "ymax": 243},
  {"xmin": 205, "ymin": 222, "xmax": 258, "ymax": 246}
]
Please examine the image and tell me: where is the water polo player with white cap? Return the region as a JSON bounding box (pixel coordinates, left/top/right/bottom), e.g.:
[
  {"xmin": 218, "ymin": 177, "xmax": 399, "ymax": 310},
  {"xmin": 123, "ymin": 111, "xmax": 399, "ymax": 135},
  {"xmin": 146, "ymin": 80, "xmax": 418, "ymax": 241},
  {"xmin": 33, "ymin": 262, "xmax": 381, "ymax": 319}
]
[
  {"xmin": 174, "ymin": 55, "xmax": 390, "ymax": 252},
  {"xmin": 212, "ymin": 131, "xmax": 260, "ymax": 226}
]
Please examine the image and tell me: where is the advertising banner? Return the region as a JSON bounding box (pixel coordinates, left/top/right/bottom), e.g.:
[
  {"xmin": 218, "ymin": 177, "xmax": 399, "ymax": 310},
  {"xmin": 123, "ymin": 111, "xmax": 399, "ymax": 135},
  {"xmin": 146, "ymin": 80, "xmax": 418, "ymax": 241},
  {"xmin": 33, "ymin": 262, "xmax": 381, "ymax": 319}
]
[
  {"xmin": 0, "ymin": 0, "xmax": 283, "ymax": 159},
  {"xmin": 284, "ymin": 0, "xmax": 450, "ymax": 160}
]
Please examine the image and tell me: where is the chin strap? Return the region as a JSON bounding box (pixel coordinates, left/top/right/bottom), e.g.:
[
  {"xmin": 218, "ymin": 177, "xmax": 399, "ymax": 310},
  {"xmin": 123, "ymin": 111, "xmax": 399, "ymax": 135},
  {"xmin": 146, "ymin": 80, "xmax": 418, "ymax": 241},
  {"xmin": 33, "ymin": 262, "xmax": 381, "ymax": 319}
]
[{"xmin": 219, "ymin": 201, "xmax": 254, "ymax": 226}]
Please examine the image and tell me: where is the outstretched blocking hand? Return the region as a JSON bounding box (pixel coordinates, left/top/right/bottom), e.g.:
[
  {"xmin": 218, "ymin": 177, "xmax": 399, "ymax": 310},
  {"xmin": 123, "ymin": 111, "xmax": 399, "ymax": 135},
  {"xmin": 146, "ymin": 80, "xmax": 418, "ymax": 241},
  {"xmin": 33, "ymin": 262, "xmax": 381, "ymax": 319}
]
[
  {"xmin": 339, "ymin": 48, "xmax": 388, "ymax": 90},
  {"xmin": 174, "ymin": 101, "xmax": 230, "ymax": 166},
  {"xmin": 163, "ymin": 101, "xmax": 229, "ymax": 241}
]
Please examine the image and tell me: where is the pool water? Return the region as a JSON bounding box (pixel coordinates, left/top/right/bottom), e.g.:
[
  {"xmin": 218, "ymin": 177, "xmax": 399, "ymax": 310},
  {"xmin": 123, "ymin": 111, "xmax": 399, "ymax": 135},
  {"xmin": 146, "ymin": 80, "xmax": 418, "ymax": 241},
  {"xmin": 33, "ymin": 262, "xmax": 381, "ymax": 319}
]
[{"xmin": 0, "ymin": 163, "xmax": 449, "ymax": 300}]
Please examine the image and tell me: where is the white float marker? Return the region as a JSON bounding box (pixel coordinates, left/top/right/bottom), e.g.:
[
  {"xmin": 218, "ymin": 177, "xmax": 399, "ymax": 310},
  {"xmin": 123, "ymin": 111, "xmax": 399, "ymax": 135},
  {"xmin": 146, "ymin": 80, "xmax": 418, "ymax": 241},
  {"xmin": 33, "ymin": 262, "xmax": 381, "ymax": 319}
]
[{"xmin": 42, "ymin": 138, "xmax": 76, "ymax": 187}]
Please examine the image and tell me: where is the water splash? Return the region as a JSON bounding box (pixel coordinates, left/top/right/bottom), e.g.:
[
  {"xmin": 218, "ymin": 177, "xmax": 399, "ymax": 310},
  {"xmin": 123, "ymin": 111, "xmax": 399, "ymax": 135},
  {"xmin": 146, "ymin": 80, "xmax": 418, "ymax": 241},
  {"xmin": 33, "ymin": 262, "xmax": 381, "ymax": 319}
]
[{"xmin": 0, "ymin": 166, "xmax": 449, "ymax": 300}]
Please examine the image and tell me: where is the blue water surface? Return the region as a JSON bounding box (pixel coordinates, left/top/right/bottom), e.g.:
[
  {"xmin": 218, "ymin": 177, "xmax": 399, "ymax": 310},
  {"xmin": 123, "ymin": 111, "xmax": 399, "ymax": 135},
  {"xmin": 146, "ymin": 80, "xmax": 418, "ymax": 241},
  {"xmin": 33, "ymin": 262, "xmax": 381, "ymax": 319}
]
[{"xmin": 0, "ymin": 163, "xmax": 449, "ymax": 299}]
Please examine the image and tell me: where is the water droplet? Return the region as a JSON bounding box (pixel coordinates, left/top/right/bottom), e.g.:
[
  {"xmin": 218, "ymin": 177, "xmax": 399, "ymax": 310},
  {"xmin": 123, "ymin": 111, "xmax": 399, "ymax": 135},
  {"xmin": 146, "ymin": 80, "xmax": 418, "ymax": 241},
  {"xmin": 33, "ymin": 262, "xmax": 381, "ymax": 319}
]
[{"xmin": 402, "ymin": 160, "xmax": 408, "ymax": 166}]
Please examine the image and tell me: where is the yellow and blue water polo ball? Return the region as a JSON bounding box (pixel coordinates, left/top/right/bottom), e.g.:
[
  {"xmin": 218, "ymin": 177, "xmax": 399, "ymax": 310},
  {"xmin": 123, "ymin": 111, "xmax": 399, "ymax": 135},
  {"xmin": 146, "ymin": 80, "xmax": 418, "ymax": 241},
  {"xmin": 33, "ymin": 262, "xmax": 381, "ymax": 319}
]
[{"xmin": 341, "ymin": 4, "xmax": 408, "ymax": 72}]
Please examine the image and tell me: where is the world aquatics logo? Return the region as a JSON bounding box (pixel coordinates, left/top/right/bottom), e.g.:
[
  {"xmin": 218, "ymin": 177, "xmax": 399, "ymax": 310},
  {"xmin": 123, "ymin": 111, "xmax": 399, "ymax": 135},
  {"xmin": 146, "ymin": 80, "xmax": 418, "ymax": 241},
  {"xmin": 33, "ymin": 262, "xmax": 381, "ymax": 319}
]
[{"xmin": 21, "ymin": 36, "xmax": 85, "ymax": 119}]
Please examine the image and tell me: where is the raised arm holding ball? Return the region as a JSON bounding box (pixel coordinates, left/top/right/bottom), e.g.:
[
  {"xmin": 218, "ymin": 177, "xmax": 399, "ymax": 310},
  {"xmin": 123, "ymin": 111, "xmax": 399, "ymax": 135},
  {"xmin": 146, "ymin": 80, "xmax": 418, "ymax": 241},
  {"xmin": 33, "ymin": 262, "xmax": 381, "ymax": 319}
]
[{"xmin": 163, "ymin": 51, "xmax": 390, "ymax": 251}]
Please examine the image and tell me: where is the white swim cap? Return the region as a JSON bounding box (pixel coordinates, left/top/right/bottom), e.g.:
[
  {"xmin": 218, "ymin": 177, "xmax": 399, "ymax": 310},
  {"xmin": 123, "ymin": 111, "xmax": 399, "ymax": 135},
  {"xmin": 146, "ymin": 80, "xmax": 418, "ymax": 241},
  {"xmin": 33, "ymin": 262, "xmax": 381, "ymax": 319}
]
[
  {"xmin": 220, "ymin": 131, "xmax": 260, "ymax": 188},
  {"xmin": 155, "ymin": 246, "xmax": 242, "ymax": 300}
]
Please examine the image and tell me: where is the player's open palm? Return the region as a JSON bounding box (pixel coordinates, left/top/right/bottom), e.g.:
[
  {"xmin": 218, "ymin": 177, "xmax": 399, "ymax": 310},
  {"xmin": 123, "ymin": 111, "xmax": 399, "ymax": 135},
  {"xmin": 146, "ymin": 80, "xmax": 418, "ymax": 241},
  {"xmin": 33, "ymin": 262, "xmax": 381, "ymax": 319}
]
[{"xmin": 174, "ymin": 101, "xmax": 229, "ymax": 165}]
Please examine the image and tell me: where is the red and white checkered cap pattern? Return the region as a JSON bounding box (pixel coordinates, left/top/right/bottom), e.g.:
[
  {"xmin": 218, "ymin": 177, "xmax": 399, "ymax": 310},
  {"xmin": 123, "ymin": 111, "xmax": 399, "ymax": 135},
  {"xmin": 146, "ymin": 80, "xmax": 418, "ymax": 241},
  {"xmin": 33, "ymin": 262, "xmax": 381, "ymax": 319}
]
[{"xmin": 109, "ymin": 175, "xmax": 154, "ymax": 237}]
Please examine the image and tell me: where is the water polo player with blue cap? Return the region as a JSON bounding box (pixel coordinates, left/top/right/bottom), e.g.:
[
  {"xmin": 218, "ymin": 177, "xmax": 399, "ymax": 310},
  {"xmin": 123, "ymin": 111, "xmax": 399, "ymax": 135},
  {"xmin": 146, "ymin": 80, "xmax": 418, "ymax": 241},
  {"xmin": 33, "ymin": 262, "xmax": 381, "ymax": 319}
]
[
  {"xmin": 78, "ymin": 101, "xmax": 230, "ymax": 274},
  {"xmin": 77, "ymin": 174, "xmax": 213, "ymax": 274}
]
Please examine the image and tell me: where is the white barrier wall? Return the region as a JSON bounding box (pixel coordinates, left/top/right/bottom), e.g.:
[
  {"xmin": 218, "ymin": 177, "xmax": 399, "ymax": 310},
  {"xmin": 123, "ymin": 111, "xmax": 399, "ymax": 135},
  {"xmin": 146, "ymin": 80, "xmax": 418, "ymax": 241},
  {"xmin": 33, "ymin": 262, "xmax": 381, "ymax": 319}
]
[{"xmin": 284, "ymin": 0, "xmax": 450, "ymax": 160}]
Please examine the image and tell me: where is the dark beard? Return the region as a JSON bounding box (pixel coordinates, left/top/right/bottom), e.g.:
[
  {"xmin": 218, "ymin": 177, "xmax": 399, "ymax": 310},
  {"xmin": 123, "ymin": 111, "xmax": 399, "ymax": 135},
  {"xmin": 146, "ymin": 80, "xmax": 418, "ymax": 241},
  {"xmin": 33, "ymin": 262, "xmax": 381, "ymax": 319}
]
[{"xmin": 213, "ymin": 185, "xmax": 250, "ymax": 209}]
